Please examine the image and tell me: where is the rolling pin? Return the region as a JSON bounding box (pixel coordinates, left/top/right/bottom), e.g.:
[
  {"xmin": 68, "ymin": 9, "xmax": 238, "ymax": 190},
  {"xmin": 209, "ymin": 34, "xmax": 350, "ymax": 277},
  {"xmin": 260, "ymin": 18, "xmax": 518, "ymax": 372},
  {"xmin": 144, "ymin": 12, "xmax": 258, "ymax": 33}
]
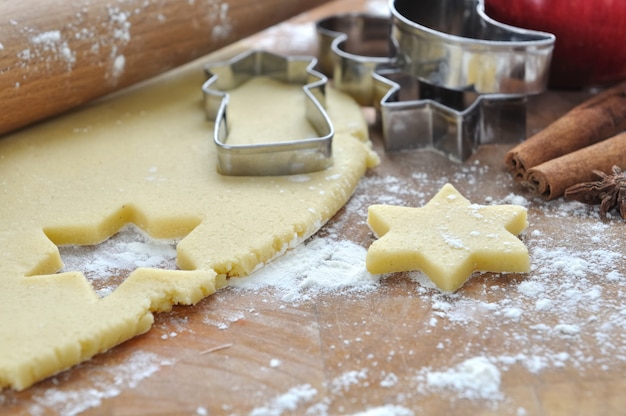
[{"xmin": 0, "ymin": 0, "xmax": 331, "ymax": 136}]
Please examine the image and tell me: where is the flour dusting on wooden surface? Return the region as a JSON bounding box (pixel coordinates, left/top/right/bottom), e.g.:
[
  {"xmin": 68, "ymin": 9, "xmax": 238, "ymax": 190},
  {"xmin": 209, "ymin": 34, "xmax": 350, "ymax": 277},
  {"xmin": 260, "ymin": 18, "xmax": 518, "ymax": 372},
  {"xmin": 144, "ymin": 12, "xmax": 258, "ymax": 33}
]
[{"xmin": 13, "ymin": 159, "xmax": 624, "ymax": 414}]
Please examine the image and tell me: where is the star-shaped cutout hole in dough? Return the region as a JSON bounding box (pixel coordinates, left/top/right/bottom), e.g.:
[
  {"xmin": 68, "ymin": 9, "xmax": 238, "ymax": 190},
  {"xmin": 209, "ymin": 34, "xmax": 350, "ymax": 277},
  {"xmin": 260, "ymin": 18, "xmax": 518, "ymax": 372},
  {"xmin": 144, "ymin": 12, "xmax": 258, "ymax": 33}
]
[
  {"xmin": 58, "ymin": 224, "xmax": 179, "ymax": 298},
  {"xmin": 366, "ymin": 183, "xmax": 529, "ymax": 292}
]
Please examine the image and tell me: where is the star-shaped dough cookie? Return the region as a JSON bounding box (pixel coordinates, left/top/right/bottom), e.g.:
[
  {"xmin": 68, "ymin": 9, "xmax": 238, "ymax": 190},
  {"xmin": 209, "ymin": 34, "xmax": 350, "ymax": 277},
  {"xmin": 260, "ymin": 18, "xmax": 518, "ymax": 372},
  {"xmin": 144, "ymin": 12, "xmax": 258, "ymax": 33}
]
[{"xmin": 366, "ymin": 183, "xmax": 529, "ymax": 292}]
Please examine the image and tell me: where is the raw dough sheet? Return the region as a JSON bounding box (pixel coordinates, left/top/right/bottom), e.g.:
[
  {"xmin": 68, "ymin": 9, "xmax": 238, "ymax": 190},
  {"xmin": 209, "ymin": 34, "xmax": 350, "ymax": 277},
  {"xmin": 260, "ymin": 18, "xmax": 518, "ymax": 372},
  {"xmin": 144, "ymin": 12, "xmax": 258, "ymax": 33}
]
[{"xmin": 0, "ymin": 56, "xmax": 378, "ymax": 391}]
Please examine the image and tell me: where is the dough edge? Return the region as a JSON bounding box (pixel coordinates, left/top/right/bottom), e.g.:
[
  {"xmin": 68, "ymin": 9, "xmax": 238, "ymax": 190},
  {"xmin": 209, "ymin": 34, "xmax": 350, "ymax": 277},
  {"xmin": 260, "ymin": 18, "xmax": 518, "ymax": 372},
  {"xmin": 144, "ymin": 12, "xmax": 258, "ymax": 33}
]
[{"xmin": 0, "ymin": 57, "xmax": 378, "ymax": 391}]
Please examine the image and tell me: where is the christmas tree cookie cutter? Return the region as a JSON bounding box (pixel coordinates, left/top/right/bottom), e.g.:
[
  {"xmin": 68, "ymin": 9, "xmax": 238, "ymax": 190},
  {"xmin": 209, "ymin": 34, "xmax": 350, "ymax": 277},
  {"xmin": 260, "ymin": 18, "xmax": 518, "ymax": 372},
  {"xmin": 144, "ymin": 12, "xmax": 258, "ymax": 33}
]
[
  {"xmin": 202, "ymin": 50, "xmax": 334, "ymax": 176},
  {"xmin": 316, "ymin": 0, "xmax": 555, "ymax": 162}
]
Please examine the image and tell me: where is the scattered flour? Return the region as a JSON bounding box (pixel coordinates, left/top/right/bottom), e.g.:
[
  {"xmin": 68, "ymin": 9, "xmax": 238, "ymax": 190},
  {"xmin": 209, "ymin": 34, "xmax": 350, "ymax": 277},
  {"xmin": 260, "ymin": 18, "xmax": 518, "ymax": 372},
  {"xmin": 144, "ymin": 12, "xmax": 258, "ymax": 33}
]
[
  {"xmin": 20, "ymin": 29, "xmax": 76, "ymax": 69},
  {"xmin": 111, "ymin": 54, "xmax": 126, "ymax": 78},
  {"xmin": 417, "ymin": 356, "xmax": 502, "ymax": 401},
  {"xmin": 351, "ymin": 405, "xmax": 414, "ymax": 416},
  {"xmin": 329, "ymin": 368, "xmax": 369, "ymax": 394},
  {"xmin": 26, "ymin": 351, "xmax": 173, "ymax": 416},
  {"xmin": 208, "ymin": 1, "xmax": 232, "ymax": 40},
  {"xmin": 228, "ymin": 238, "xmax": 379, "ymax": 303},
  {"xmin": 249, "ymin": 384, "xmax": 318, "ymax": 416},
  {"xmin": 246, "ymin": 380, "xmax": 415, "ymax": 416},
  {"xmin": 202, "ymin": 309, "xmax": 245, "ymax": 330},
  {"xmin": 9, "ymin": 2, "xmax": 140, "ymax": 79},
  {"xmin": 104, "ymin": 6, "xmax": 131, "ymax": 81},
  {"xmin": 379, "ymin": 372, "xmax": 398, "ymax": 388},
  {"xmin": 59, "ymin": 223, "xmax": 178, "ymax": 297},
  {"xmin": 6, "ymin": 0, "xmax": 238, "ymax": 82}
]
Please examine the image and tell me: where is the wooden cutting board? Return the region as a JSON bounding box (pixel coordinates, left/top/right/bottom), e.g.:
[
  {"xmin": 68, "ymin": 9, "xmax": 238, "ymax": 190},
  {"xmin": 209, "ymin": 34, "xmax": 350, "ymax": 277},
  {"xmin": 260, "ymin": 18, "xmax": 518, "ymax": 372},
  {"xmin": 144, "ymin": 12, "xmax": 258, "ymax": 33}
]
[{"xmin": 2, "ymin": 1, "xmax": 625, "ymax": 415}]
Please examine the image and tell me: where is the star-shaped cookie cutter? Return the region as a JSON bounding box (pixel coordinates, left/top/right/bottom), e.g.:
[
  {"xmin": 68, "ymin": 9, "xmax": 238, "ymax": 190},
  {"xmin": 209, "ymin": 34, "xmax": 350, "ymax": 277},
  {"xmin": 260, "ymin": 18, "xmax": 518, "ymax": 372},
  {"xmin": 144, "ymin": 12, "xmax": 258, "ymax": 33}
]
[
  {"xmin": 316, "ymin": 0, "xmax": 555, "ymax": 162},
  {"xmin": 202, "ymin": 50, "xmax": 334, "ymax": 176},
  {"xmin": 371, "ymin": 65, "xmax": 529, "ymax": 161}
]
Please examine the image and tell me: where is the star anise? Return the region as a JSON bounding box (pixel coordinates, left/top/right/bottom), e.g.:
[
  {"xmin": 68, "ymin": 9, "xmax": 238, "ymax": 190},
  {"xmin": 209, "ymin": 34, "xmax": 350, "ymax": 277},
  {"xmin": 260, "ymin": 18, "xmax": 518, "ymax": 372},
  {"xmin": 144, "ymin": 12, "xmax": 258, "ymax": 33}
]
[{"xmin": 564, "ymin": 165, "xmax": 626, "ymax": 220}]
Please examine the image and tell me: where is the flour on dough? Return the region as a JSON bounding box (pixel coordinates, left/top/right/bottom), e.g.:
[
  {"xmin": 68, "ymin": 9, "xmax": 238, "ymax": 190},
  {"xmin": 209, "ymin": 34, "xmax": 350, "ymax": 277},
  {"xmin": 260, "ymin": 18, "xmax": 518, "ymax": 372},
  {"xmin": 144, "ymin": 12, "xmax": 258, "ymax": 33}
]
[{"xmin": 0, "ymin": 57, "xmax": 378, "ymax": 390}]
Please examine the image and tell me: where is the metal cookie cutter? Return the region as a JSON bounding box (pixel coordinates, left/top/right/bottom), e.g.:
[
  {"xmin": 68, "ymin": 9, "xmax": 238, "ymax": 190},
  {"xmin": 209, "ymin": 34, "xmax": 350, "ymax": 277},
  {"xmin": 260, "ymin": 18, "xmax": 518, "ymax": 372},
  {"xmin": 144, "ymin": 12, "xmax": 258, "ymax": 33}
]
[
  {"xmin": 316, "ymin": 0, "xmax": 555, "ymax": 162},
  {"xmin": 372, "ymin": 66, "xmax": 529, "ymax": 161},
  {"xmin": 390, "ymin": 0, "xmax": 555, "ymax": 95},
  {"xmin": 316, "ymin": 13, "xmax": 394, "ymax": 106},
  {"xmin": 202, "ymin": 50, "xmax": 334, "ymax": 176}
]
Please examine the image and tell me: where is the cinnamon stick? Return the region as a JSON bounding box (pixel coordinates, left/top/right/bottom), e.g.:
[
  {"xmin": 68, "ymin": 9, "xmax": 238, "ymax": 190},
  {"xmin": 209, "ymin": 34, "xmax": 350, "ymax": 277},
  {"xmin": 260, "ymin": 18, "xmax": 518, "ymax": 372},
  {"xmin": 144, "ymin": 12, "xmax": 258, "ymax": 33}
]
[
  {"xmin": 523, "ymin": 131, "xmax": 626, "ymax": 200},
  {"xmin": 504, "ymin": 80, "xmax": 626, "ymax": 180}
]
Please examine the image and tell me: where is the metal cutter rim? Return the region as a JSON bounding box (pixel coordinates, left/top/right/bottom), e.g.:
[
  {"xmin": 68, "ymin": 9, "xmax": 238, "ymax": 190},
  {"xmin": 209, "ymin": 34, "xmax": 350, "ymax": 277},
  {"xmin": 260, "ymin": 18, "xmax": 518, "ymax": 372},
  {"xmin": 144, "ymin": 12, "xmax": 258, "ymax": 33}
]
[{"xmin": 202, "ymin": 49, "xmax": 334, "ymax": 176}]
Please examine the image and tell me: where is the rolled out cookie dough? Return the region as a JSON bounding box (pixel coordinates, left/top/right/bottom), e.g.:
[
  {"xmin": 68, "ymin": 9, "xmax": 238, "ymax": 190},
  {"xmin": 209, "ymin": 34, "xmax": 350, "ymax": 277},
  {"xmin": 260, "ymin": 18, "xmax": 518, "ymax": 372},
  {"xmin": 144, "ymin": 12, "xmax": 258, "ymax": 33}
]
[{"xmin": 0, "ymin": 57, "xmax": 378, "ymax": 390}]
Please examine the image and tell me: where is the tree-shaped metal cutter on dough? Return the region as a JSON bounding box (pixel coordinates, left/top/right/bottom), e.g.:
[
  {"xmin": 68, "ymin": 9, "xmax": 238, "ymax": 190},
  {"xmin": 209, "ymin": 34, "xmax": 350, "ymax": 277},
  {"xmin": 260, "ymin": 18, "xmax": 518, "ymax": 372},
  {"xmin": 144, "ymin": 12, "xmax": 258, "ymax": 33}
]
[{"xmin": 202, "ymin": 50, "xmax": 334, "ymax": 176}]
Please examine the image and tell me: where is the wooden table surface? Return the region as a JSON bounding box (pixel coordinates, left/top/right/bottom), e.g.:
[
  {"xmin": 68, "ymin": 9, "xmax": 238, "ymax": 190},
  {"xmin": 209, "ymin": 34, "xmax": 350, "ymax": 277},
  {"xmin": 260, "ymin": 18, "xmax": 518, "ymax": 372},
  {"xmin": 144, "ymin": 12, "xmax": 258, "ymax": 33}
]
[{"xmin": 2, "ymin": 1, "xmax": 625, "ymax": 415}]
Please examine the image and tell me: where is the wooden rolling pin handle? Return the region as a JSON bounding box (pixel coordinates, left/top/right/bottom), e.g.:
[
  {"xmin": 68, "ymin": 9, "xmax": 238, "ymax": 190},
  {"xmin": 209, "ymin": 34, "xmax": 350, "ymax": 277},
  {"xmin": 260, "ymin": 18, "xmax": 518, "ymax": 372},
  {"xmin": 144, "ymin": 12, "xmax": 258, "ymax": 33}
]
[{"xmin": 0, "ymin": 0, "xmax": 330, "ymax": 136}]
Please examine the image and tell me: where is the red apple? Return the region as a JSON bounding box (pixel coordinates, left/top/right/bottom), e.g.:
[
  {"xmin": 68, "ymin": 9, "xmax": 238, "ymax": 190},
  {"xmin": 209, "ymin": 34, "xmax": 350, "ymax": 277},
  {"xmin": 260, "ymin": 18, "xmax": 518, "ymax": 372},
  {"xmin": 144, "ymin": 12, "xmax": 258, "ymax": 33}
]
[{"xmin": 484, "ymin": 0, "xmax": 626, "ymax": 89}]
